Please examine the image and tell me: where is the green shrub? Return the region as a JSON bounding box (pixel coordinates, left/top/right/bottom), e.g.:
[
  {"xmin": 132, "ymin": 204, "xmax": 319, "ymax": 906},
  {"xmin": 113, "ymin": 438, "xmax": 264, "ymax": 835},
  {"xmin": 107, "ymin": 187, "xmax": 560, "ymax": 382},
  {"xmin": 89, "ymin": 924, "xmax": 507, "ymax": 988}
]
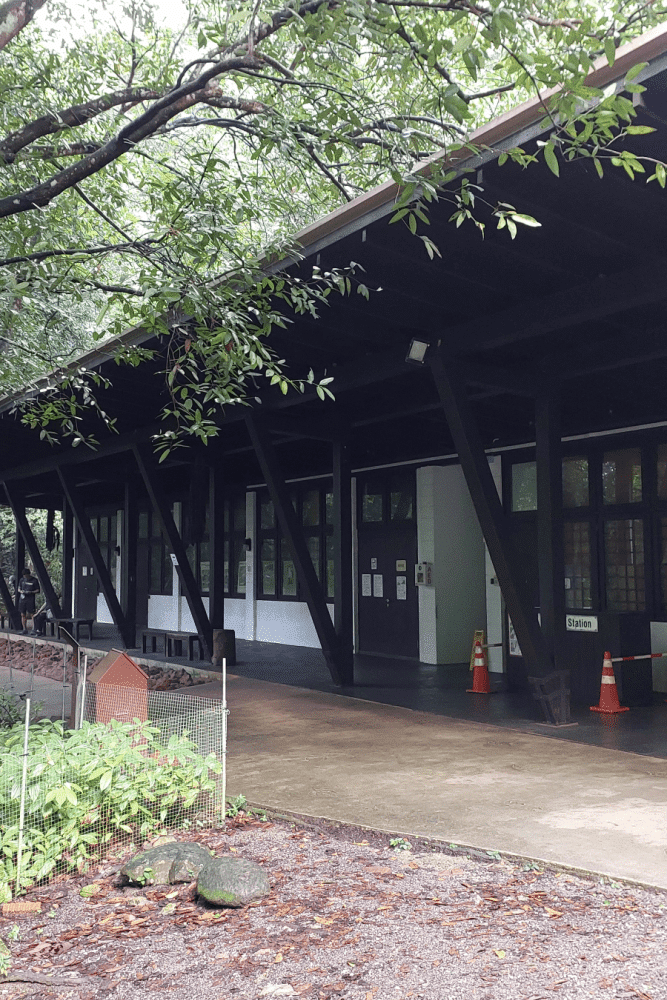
[{"xmin": 0, "ymin": 718, "xmax": 222, "ymax": 897}]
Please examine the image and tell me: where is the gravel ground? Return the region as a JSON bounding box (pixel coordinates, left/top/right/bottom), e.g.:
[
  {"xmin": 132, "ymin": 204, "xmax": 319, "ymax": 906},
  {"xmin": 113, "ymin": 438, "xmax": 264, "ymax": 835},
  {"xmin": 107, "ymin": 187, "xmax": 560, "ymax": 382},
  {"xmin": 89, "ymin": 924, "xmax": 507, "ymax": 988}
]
[{"xmin": 0, "ymin": 813, "xmax": 665, "ymax": 1000}]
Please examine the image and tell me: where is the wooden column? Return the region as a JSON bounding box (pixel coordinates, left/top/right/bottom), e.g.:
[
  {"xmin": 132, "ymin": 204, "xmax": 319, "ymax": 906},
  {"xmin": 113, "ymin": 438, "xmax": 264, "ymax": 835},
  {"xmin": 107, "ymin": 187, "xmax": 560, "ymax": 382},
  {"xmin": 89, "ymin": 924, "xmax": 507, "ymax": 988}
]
[
  {"xmin": 536, "ymin": 392, "xmax": 567, "ymax": 665},
  {"xmin": 208, "ymin": 463, "xmax": 225, "ymax": 633},
  {"xmin": 122, "ymin": 475, "xmax": 138, "ymax": 647},
  {"xmin": 333, "ymin": 439, "xmax": 354, "ymax": 685},
  {"xmin": 61, "ymin": 500, "xmax": 74, "ymax": 617}
]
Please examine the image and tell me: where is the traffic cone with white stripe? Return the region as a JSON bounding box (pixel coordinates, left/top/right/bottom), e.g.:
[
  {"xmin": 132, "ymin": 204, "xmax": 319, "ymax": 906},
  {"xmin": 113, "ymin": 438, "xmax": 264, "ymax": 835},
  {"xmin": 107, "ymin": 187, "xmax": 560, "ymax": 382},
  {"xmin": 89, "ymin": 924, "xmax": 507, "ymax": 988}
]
[
  {"xmin": 467, "ymin": 640, "xmax": 491, "ymax": 694},
  {"xmin": 590, "ymin": 652, "xmax": 629, "ymax": 714}
]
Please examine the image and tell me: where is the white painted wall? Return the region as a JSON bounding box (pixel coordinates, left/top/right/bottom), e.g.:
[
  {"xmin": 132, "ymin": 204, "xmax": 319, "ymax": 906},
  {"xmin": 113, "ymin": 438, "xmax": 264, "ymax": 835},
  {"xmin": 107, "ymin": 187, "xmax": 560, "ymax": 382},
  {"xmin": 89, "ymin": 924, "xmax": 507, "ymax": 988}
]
[
  {"xmin": 417, "ymin": 465, "xmax": 487, "ymax": 664},
  {"xmin": 650, "ymin": 622, "xmax": 667, "ymax": 692},
  {"xmin": 96, "ymin": 594, "xmax": 113, "ymax": 624},
  {"xmin": 147, "ymin": 594, "xmax": 179, "ymax": 630},
  {"xmin": 256, "ymin": 600, "xmax": 334, "ymax": 647},
  {"xmin": 485, "ymin": 456, "xmax": 505, "ymax": 674}
]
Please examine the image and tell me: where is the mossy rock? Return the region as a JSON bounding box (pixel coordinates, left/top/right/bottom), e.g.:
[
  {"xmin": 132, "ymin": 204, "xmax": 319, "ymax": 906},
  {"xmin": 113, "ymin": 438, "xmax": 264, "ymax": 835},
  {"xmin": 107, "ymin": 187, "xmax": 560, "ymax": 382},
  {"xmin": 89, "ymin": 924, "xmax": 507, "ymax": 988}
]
[
  {"xmin": 197, "ymin": 856, "xmax": 270, "ymax": 907},
  {"xmin": 121, "ymin": 842, "xmax": 213, "ymax": 885}
]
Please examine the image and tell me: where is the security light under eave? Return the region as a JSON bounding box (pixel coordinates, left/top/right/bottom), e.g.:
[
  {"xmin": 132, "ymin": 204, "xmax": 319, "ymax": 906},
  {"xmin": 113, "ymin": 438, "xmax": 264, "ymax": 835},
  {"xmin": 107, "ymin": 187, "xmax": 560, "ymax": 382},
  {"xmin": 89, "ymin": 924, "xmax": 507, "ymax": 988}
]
[{"xmin": 406, "ymin": 339, "xmax": 429, "ymax": 363}]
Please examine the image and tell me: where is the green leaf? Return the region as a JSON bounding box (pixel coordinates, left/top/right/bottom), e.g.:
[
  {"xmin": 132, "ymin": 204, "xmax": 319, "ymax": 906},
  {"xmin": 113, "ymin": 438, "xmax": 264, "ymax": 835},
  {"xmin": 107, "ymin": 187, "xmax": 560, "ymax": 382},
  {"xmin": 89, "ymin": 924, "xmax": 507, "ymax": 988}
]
[
  {"xmin": 625, "ymin": 125, "xmax": 656, "ymax": 135},
  {"xmin": 594, "ymin": 158, "xmax": 604, "ymax": 179},
  {"xmin": 544, "ymin": 142, "xmax": 560, "ymax": 177},
  {"xmin": 510, "ymin": 214, "xmax": 541, "ymax": 228},
  {"xmin": 604, "ymin": 37, "xmax": 615, "ymax": 68},
  {"xmin": 625, "ymin": 61, "xmax": 648, "ymax": 83}
]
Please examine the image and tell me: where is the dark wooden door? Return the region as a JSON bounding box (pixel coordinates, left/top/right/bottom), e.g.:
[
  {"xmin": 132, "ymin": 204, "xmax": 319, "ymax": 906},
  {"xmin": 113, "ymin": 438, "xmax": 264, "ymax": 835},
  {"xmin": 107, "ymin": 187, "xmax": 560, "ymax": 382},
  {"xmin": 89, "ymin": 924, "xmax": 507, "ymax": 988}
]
[{"xmin": 357, "ymin": 522, "xmax": 419, "ymax": 658}]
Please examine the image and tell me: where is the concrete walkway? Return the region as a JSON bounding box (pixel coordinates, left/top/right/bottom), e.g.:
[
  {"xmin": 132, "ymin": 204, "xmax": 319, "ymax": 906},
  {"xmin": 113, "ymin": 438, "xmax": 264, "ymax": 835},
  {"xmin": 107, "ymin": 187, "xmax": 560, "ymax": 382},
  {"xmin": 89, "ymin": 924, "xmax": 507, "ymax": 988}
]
[{"xmin": 213, "ymin": 674, "xmax": 667, "ymax": 890}]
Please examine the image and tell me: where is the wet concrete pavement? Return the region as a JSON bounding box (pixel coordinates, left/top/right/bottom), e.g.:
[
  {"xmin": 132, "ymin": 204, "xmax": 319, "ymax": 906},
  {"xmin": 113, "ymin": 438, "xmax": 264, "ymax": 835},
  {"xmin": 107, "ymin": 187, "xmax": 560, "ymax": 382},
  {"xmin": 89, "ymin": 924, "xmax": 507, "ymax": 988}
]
[{"xmin": 207, "ymin": 673, "xmax": 667, "ymax": 890}]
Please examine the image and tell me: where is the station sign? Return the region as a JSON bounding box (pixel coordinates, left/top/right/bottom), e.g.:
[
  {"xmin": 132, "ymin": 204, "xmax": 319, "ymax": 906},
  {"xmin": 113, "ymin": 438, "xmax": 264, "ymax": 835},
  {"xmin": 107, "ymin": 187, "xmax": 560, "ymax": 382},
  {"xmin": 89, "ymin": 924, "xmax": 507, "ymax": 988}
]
[{"xmin": 565, "ymin": 614, "xmax": 598, "ymax": 632}]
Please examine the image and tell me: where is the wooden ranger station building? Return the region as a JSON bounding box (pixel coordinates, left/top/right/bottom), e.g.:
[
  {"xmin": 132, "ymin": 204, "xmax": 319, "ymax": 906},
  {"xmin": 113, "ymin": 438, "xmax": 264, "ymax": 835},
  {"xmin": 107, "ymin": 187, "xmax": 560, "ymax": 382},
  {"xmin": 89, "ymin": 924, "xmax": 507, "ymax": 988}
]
[{"xmin": 3, "ymin": 26, "xmax": 667, "ymax": 726}]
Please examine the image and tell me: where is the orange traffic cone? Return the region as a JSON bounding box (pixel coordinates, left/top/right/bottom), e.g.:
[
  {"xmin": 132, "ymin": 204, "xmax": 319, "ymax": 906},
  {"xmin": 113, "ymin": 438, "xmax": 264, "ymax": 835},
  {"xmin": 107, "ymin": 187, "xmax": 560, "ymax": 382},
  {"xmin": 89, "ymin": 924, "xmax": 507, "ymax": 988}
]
[
  {"xmin": 590, "ymin": 652, "xmax": 629, "ymax": 714},
  {"xmin": 467, "ymin": 640, "xmax": 491, "ymax": 694}
]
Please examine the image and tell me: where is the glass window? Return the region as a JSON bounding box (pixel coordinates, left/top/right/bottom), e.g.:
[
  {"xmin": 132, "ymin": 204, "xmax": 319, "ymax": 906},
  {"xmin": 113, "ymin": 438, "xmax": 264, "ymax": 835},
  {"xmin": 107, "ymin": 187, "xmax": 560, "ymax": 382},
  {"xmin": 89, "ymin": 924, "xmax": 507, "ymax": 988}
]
[
  {"xmin": 307, "ymin": 536, "xmax": 320, "ymax": 579},
  {"xmin": 151, "ymin": 514, "xmax": 161, "ymax": 538},
  {"xmin": 261, "ymin": 538, "xmax": 276, "ymax": 596},
  {"xmin": 326, "ymin": 534, "xmax": 335, "ymax": 599},
  {"xmin": 90, "ymin": 518, "xmax": 98, "ymax": 540},
  {"xmin": 390, "ymin": 489, "xmax": 414, "ymax": 520},
  {"xmin": 138, "ymin": 512, "xmax": 149, "ymax": 539},
  {"xmin": 604, "ymin": 519, "xmax": 645, "ymax": 612},
  {"xmin": 512, "ymin": 462, "xmax": 537, "ymax": 512},
  {"xmin": 223, "ymin": 539, "xmax": 230, "ymax": 593},
  {"xmin": 99, "ymin": 517, "xmax": 108, "ymax": 543},
  {"xmin": 281, "ymin": 538, "xmax": 297, "ymax": 597},
  {"xmin": 162, "ymin": 549, "xmax": 173, "ymax": 595},
  {"xmin": 302, "ymin": 490, "xmax": 320, "ymax": 527},
  {"xmin": 199, "ymin": 540, "xmax": 210, "ymax": 592},
  {"xmin": 325, "ymin": 492, "xmax": 334, "ymax": 525},
  {"xmin": 603, "ymin": 448, "xmax": 642, "ymax": 504},
  {"xmin": 260, "ymin": 498, "xmax": 275, "ymax": 529},
  {"xmin": 233, "ymin": 498, "xmax": 246, "ymax": 532},
  {"xmin": 234, "ymin": 539, "xmax": 246, "ymax": 594},
  {"xmin": 109, "ymin": 515, "xmax": 117, "ymax": 547},
  {"xmin": 362, "ymin": 483, "xmax": 383, "ymax": 522},
  {"xmin": 563, "ymin": 457, "xmax": 589, "ymax": 508},
  {"xmin": 564, "ymin": 521, "xmax": 592, "ymax": 609},
  {"xmin": 223, "ymin": 502, "xmax": 230, "ymax": 533},
  {"xmin": 149, "ymin": 545, "xmax": 161, "ymax": 594},
  {"xmin": 658, "ymin": 445, "xmax": 667, "ymax": 500}
]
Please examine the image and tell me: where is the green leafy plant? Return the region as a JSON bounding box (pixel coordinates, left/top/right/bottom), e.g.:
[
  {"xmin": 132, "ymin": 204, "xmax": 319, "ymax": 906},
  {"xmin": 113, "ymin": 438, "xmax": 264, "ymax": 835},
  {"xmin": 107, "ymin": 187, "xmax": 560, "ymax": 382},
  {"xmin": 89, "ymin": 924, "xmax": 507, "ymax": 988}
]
[
  {"xmin": 225, "ymin": 794, "xmax": 247, "ymax": 818},
  {"xmin": 0, "ymin": 718, "xmax": 222, "ymax": 898},
  {"xmin": 0, "ymin": 940, "xmax": 10, "ymax": 977},
  {"xmin": 389, "ymin": 838, "xmax": 412, "ymax": 852}
]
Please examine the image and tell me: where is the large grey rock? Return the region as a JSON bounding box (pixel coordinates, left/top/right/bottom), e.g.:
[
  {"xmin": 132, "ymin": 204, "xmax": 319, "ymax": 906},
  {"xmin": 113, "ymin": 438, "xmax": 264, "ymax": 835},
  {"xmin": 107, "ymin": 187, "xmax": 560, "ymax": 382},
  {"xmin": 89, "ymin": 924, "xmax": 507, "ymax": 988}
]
[
  {"xmin": 196, "ymin": 856, "xmax": 270, "ymax": 907},
  {"xmin": 121, "ymin": 842, "xmax": 212, "ymax": 885}
]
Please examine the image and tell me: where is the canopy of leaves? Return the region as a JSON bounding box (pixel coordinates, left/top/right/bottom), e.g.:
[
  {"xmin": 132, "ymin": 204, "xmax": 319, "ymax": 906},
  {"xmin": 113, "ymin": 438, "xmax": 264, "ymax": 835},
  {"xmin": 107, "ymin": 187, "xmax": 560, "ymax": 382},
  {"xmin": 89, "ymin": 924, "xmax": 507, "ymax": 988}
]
[{"xmin": 0, "ymin": 0, "xmax": 665, "ymax": 452}]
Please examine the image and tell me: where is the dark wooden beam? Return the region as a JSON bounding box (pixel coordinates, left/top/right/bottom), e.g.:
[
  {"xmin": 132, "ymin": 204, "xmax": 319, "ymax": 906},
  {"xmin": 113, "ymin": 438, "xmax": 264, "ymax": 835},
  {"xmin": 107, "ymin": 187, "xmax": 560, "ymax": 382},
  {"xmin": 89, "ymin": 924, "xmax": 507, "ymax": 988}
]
[
  {"xmin": 133, "ymin": 445, "xmax": 212, "ymax": 659},
  {"xmin": 456, "ymin": 360, "xmax": 551, "ymax": 398},
  {"xmin": 57, "ymin": 466, "xmax": 133, "ymax": 647},
  {"xmin": 429, "ymin": 352, "xmax": 554, "ymax": 681},
  {"xmin": 245, "ymin": 413, "xmax": 346, "ymax": 685},
  {"xmin": 0, "ymin": 566, "xmax": 20, "ymax": 628},
  {"xmin": 14, "ymin": 528, "xmax": 24, "ymax": 600},
  {"xmin": 447, "ymin": 262, "xmax": 667, "ymax": 356},
  {"xmin": 4, "ymin": 486, "xmax": 64, "ymax": 619},
  {"xmin": 333, "ymin": 439, "xmax": 353, "ymax": 685}
]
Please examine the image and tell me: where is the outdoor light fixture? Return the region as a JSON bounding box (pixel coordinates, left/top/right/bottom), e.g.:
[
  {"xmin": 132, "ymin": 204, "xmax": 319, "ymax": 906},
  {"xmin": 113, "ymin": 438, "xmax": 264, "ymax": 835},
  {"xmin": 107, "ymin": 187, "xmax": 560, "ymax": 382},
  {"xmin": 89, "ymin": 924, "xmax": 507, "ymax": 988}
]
[{"xmin": 406, "ymin": 338, "xmax": 429, "ymax": 363}]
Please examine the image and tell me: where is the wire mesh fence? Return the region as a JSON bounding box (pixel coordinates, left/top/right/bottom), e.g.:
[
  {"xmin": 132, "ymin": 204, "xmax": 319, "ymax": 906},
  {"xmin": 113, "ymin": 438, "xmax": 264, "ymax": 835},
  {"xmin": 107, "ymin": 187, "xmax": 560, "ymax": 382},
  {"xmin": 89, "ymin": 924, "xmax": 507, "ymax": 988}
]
[{"xmin": 0, "ymin": 680, "xmax": 228, "ymax": 901}]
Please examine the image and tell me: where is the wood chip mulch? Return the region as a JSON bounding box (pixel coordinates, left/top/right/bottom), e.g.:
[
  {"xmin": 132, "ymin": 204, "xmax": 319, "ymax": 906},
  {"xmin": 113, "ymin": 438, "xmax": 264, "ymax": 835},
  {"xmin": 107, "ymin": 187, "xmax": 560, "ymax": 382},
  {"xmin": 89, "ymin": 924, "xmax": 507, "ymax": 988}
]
[{"xmin": 0, "ymin": 812, "xmax": 665, "ymax": 1000}]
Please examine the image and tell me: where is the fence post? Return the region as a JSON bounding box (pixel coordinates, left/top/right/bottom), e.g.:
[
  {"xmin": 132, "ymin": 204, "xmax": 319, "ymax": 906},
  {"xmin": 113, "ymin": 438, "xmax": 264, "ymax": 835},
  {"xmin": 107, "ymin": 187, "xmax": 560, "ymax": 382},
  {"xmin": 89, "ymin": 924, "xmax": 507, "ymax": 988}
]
[
  {"xmin": 222, "ymin": 657, "xmax": 227, "ymax": 823},
  {"xmin": 15, "ymin": 696, "xmax": 30, "ymax": 898}
]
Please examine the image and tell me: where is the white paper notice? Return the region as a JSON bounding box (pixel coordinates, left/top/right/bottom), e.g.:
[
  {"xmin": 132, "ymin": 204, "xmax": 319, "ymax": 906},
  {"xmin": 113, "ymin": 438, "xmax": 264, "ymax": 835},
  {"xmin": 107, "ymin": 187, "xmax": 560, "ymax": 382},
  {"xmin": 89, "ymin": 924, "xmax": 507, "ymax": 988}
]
[
  {"xmin": 361, "ymin": 574, "xmax": 372, "ymax": 597},
  {"xmin": 373, "ymin": 574, "xmax": 383, "ymax": 598},
  {"xmin": 396, "ymin": 575, "xmax": 407, "ymax": 600}
]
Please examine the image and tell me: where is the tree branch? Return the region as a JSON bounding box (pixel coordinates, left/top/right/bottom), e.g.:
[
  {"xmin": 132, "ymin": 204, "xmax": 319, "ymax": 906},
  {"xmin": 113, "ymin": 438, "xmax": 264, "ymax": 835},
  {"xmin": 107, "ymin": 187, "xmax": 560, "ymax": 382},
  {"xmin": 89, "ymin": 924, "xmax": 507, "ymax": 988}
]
[{"xmin": 0, "ymin": 0, "xmax": 47, "ymax": 53}]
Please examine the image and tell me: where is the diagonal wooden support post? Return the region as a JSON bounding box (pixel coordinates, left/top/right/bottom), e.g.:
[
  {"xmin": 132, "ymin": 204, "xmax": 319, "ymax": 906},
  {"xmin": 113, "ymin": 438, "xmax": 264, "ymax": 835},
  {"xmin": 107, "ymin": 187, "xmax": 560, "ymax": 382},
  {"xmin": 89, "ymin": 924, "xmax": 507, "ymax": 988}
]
[
  {"xmin": 133, "ymin": 445, "xmax": 212, "ymax": 660},
  {"xmin": 429, "ymin": 352, "xmax": 553, "ymax": 680},
  {"xmin": 4, "ymin": 486, "xmax": 64, "ymax": 619},
  {"xmin": 0, "ymin": 563, "xmax": 20, "ymax": 628},
  {"xmin": 57, "ymin": 466, "xmax": 134, "ymax": 648},
  {"xmin": 245, "ymin": 413, "xmax": 347, "ymax": 685}
]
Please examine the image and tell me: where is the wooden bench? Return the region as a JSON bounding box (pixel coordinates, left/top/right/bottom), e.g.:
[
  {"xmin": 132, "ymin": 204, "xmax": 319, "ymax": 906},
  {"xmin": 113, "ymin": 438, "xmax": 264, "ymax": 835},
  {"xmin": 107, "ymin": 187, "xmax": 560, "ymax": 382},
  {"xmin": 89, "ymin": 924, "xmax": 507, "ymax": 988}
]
[
  {"xmin": 164, "ymin": 631, "xmax": 205, "ymax": 661},
  {"xmin": 141, "ymin": 629, "xmax": 167, "ymax": 655},
  {"xmin": 46, "ymin": 618, "xmax": 94, "ymax": 641}
]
